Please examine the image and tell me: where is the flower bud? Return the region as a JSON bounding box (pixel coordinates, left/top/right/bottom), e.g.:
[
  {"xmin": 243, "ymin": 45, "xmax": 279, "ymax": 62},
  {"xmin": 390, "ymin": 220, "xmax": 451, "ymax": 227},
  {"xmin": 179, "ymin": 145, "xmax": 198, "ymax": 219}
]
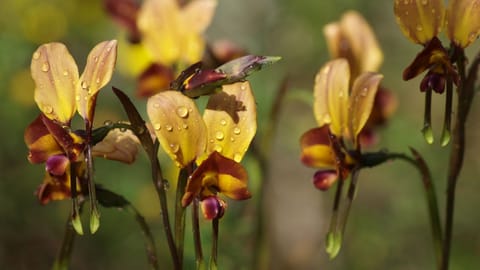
[
  {"xmin": 200, "ymin": 196, "xmax": 227, "ymax": 220},
  {"xmin": 312, "ymin": 169, "xmax": 338, "ymax": 191},
  {"xmin": 46, "ymin": 155, "xmax": 69, "ymax": 176}
]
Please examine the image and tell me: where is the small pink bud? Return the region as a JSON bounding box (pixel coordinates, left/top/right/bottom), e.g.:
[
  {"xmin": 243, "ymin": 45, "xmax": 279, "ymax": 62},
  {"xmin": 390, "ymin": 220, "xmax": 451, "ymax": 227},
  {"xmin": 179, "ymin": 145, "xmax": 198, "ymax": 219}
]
[
  {"xmin": 312, "ymin": 170, "xmax": 338, "ymax": 191},
  {"xmin": 46, "ymin": 155, "xmax": 69, "ymax": 176},
  {"xmin": 201, "ymin": 196, "xmax": 227, "ymax": 220}
]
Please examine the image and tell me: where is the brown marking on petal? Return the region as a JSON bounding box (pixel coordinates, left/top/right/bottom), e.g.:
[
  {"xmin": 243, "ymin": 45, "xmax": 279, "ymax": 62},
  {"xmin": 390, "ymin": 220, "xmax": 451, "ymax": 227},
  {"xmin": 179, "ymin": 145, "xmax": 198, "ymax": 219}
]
[
  {"xmin": 402, "ymin": 37, "xmax": 451, "ymax": 80},
  {"xmin": 137, "ymin": 63, "xmax": 174, "ymax": 98},
  {"xmin": 35, "ymin": 173, "xmax": 72, "ymax": 205},
  {"xmin": 25, "ymin": 115, "xmax": 64, "ymax": 163},
  {"xmin": 104, "ymin": 0, "xmax": 141, "ymax": 43},
  {"xmin": 300, "ymin": 127, "xmax": 336, "ymax": 168},
  {"xmin": 446, "ymin": 0, "xmax": 480, "ymax": 48},
  {"xmin": 40, "ymin": 114, "xmax": 85, "ymax": 161}
]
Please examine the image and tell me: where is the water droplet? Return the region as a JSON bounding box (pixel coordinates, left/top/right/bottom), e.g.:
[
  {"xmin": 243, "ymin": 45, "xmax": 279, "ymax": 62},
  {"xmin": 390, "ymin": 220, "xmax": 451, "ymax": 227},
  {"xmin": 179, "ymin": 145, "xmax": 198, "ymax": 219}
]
[
  {"xmin": 153, "ymin": 103, "xmax": 160, "ymax": 108},
  {"xmin": 96, "ymin": 78, "xmax": 101, "ymax": 84},
  {"xmin": 215, "ymin": 131, "xmax": 224, "ymax": 140},
  {"xmin": 81, "ymin": 81, "xmax": 89, "ymax": 90},
  {"xmin": 233, "ymin": 153, "xmax": 242, "ymax": 162},
  {"xmin": 416, "ymin": 25, "xmax": 423, "ymax": 32},
  {"xmin": 43, "ymin": 105, "xmax": 53, "ymax": 114},
  {"xmin": 230, "ymin": 137, "xmax": 235, "ymax": 142},
  {"xmin": 33, "ymin": 51, "xmax": 41, "ymax": 60},
  {"xmin": 137, "ymin": 126, "xmax": 145, "ymax": 134},
  {"xmin": 338, "ymin": 91, "xmax": 344, "ymax": 97},
  {"xmin": 182, "ymin": 123, "xmax": 189, "ymax": 129},
  {"xmin": 63, "ymin": 70, "xmax": 69, "ymax": 76},
  {"xmin": 107, "ymin": 46, "xmax": 112, "ymax": 52},
  {"xmin": 323, "ymin": 114, "xmax": 331, "ymax": 123},
  {"xmin": 154, "ymin": 123, "xmax": 161, "ymax": 130},
  {"xmin": 41, "ymin": 62, "xmax": 50, "ymax": 72},
  {"xmin": 421, "ymin": 0, "xmax": 428, "ymax": 5},
  {"xmin": 233, "ymin": 127, "xmax": 241, "ymax": 135},
  {"xmin": 119, "ymin": 127, "xmax": 127, "ymax": 132},
  {"xmin": 104, "ymin": 120, "xmax": 113, "ymax": 126},
  {"xmin": 209, "ymin": 139, "xmax": 215, "ymax": 143},
  {"xmin": 213, "ymin": 144, "xmax": 223, "ymax": 153},
  {"xmin": 240, "ymin": 85, "xmax": 246, "ymax": 90},
  {"xmin": 176, "ymin": 106, "xmax": 189, "ymax": 118},
  {"xmin": 360, "ymin": 87, "xmax": 368, "ymax": 97},
  {"xmin": 469, "ymin": 32, "xmax": 478, "ymax": 42},
  {"xmin": 93, "ymin": 56, "xmax": 99, "ymax": 63},
  {"xmin": 162, "ymin": 180, "xmax": 170, "ymax": 190},
  {"xmin": 170, "ymin": 143, "xmax": 180, "ymax": 153},
  {"xmin": 75, "ymin": 95, "xmax": 80, "ymax": 101},
  {"xmin": 165, "ymin": 124, "xmax": 173, "ymax": 132},
  {"xmin": 220, "ymin": 119, "xmax": 227, "ymax": 126}
]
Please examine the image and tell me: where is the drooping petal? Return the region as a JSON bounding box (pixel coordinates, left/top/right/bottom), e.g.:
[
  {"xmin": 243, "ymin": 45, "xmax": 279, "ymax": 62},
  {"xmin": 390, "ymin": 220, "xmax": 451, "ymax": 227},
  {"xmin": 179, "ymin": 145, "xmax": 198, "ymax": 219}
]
[
  {"xmin": 300, "ymin": 126, "xmax": 336, "ymax": 168},
  {"xmin": 40, "ymin": 115, "xmax": 85, "ymax": 161},
  {"xmin": 31, "ymin": 43, "xmax": 79, "ymax": 124},
  {"xmin": 394, "ymin": 0, "xmax": 445, "ymax": 45},
  {"xmin": 339, "ymin": 11, "xmax": 383, "ymax": 76},
  {"xmin": 36, "ymin": 173, "xmax": 72, "ymax": 205},
  {"xmin": 92, "ymin": 128, "xmax": 140, "ymax": 164},
  {"xmin": 318, "ymin": 59, "xmax": 350, "ymax": 136},
  {"xmin": 182, "ymin": 151, "xmax": 250, "ymax": 207},
  {"xmin": 147, "ymin": 90, "xmax": 207, "ymax": 167},
  {"xmin": 446, "ymin": 0, "xmax": 480, "ymax": 48},
  {"xmin": 24, "ymin": 115, "xmax": 63, "ymax": 164},
  {"xmin": 348, "ymin": 72, "xmax": 383, "ymax": 144},
  {"xmin": 202, "ymin": 81, "xmax": 256, "ymax": 163},
  {"xmin": 77, "ymin": 40, "xmax": 118, "ymax": 121}
]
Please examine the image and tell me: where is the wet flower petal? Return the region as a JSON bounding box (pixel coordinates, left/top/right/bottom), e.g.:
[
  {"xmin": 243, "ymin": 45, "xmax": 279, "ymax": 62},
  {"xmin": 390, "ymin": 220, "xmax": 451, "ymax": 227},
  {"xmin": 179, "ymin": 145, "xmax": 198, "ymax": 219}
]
[
  {"xmin": 446, "ymin": 0, "xmax": 480, "ymax": 48},
  {"xmin": 182, "ymin": 151, "xmax": 250, "ymax": 207},
  {"xmin": 348, "ymin": 72, "xmax": 383, "ymax": 143},
  {"xmin": 202, "ymin": 81, "xmax": 256, "ymax": 163},
  {"xmin": 314, "ymin": 59, "xmax": 349, "ymax": 136},
  {"xmin": 92, "ymin": 128, "xmax": 140, "ymax": 164},
  {"xmin": 300, "ymin": 126, "xmax": 336, "ymax": 168},
  {"xmin": 77, "ymin": 40, "xmax": 118, "ymax": 121},
  {"xmin": 31, "ymin": 42, "xmax": 79, "ymax": 123},
  {"xmin": 394, "ymin": 0, "xmax": 445, "ymax": 45},
  {"xmin": 147, "ymin": 90, "xmax": 207, "ymax": 167},
  {"xmin": 25, "ymin": 115, "xmax": 63, "ymax": 164}
]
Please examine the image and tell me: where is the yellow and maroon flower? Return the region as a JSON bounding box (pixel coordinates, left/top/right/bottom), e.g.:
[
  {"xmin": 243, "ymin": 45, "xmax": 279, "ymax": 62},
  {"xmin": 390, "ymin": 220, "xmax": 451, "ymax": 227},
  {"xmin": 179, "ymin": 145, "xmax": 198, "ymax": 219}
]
[
  {"xmin": 300, "ymin": 59, "xmax": 383, "ymax": 190},
  {"xmin": 147, "ymin": 81, "xmax": 255, "ymax": 218},
  {"xmin": 26, "ymin": 40, "xmax": 139, "ymax": 204}
]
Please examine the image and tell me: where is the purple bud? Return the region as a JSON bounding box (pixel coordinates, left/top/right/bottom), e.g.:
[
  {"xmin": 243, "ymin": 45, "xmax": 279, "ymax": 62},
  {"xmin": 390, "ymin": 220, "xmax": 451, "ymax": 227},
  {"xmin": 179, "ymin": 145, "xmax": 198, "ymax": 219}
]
[
  {"xmin": 46, "ymin": 155, "xmax": 69, "ymax": 176},
  {"xmin": 201, "ymin": 196, "xmax": 227, "ymax": 220},
  {"xmin": 312, "ymin": 170, "xmax": 338, "ymax": 191}
]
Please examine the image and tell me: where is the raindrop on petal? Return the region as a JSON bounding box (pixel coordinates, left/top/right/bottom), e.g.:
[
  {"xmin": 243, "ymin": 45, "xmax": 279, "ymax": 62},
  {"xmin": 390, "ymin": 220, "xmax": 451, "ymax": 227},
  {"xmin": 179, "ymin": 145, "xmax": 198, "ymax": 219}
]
[
  {"xmin": 154, "ymin": 123, "xmax": 161, "ymax": 130},
  {"xmin": 104, "ymin": 120, "xmax": 113, "ymax": 126},
  {"xmin": 220, "ymin": 119, "xmax": 227, "ymax": 126},
  {"xmin": 176, "ymin": 106, "xmax": 189, "ymax": 118},
  {"xmin": 214, "ymin": 144, "xmax": 223, "ymax": 153},
  {"xmin": 233, "ymin": 153, "xmax": 242, "ymax": 162},
  {"xmin": 233, "ymin": 127, "xmax": 241, "ymax": 135},
  {"xmin": 165, "ymin": 124, "xmax": 173, "ymax": 132},
  {"xmin": 215, "ymin": 131, "xmax": 225, "ymax": 140},
  {"xmin": 170, "ymin": 143, "xmax": 180, "ymax": 153},
  {"xmin": 33, "ymin": 51, "xmax": 41, "ymax": 60},
  {"xmin": 41, "ymin": 63, "xmax": 50, "ymax": 72}
]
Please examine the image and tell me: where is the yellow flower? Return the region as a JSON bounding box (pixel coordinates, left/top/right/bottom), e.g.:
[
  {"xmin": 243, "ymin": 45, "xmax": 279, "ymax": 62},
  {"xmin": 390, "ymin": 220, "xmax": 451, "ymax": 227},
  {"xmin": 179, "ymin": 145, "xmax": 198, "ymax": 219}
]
[{"xmin": 147, "ymin": 81, "xmax": 256, "ymax": 212}]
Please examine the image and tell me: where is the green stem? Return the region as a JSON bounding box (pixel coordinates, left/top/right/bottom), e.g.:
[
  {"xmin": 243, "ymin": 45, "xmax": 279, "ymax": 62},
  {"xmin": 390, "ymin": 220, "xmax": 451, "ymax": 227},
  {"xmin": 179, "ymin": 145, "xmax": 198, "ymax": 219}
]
[
  {"xmin": 52, "ymin": 212, "xmax": 78, "ymax": 270},
  {"xmin": 192, "ymin": 198, "xmax": 205, "ymax": 269},
  {"xmin": 422, "ymin": 88, "xmax": 434, "ymax": 144},
  {"xmin": 175, "ymin": 166, "xmax": 191, "ymax": 267},
  {"xmin": 340, "ymin": 168, "xmax": 360, "ymax": 236},
  {"xmin": 441, "ymin": 81, "xmax": 453, "ymax": 147},
  {"xmin": 210, "ymin": 218, "xmax": 219, "ymax": 270}
]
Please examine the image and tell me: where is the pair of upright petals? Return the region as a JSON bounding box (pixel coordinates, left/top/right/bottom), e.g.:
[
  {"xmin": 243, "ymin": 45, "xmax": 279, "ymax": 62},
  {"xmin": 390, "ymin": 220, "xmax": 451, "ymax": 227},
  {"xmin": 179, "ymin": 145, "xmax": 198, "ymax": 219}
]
[{"xmin": 147, "ymin": 81, "xmax": 256, "ymax": 208}]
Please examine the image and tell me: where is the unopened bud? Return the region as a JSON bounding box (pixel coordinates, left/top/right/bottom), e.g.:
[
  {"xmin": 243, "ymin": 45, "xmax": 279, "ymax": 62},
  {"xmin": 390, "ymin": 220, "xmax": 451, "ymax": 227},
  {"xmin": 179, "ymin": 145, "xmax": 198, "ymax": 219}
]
[
  {"xmin": 46, "ymin": 155, "xmax": 69, "ymax": 176},
  {"xmin": 312, "ymin": 170, "xmax": 338, "ymax": 191},
  {"xmin": 200, "ymin": 196, "xmax": 227, "ymax": 220}
]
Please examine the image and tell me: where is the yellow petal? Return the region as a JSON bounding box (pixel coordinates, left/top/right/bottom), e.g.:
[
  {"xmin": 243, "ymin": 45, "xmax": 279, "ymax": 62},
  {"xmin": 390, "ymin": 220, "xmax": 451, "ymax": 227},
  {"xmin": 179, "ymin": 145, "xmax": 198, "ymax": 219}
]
[
  {"xmin": 147, "ymin": 90, "xmax": 207, "ymax": 167},
  {"xmin": 348, "ymin": 72, "xmax": 383, "ymax": 144},
  {"xmin": 394, "ymin": 0, "xmax": 445, "ymax": 44},
  {"xmin": 181, "ymin": 0, "xmax": 217, "ymax": 34},
  {"xmin": 202, "ymin": 81, "xmax": 256, "ymax": 163},
  {"xmin": 339, "ymin": 11, "xmax": 383, "ymax": 75},
  {"xmin": 31, "ymin": 43, "xmax": 79, "ymax": 123},
  {"xmin": 92, "ymin": 128, "xmax": 140, "ymax": 164},
  {"xmin": 315, "ymin": 59, "xmax": 350, "ymax": 136},
  {"xmin": 446, "ymin": 0, "xmax": 480, "ymax": 48},
  {"xmin": 138, "ymin": 0, "xmax": 183, "ymax": 65},
  {"xmin": 77, "ymin": 40, "xmax": 117, "ymax": 120}
]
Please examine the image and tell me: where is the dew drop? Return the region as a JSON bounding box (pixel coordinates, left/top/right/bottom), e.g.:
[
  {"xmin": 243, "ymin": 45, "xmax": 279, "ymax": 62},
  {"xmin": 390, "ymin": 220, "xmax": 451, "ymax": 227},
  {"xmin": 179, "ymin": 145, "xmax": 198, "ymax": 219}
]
[
  {"xmin": 96, "ymin": 78, "xmax": 101, "ymax": 84},
  {"xmin": 93, "ymin": 56, "xmax": 99, "ymax": 63},
  {"xmin": 33, "ymin": 51, "xmax": 41, "ymax": 60},
  {"xmin": 162, "ymin": 180, "xmax": 170, "ymax": 190},
  {"xmin": 75, "ymin": 95, "xmax": 81, "ymax": 101},
  {"xmin": 209, "ymin": 139, "xmax": 215, "ymax": 143},
  {"xmin": 421, "ymin": 0, "xmax": 428, "ymax": 5},
  {"xmin": 104, "ymin": 120, "xmax": 113, "ymax": 126},
  {"xmin": 165, "ymin": 124, "xmax": 173, "ymax": 132},
  {"xmin": 215, "ymin": 131, "xmax": 224, "ymax": 140},
  {"xmin": 416, "ymin": 25, "xmax": 423, "ymax": 32},
  {"xmin": 360, "ymin": 87, "xmax": 368, "ymax": 97},
  {"xmin": 81, "ymin": 81, "xmax": 89, "ymax": 90},
  {"xmin": 220, "ymin": 119, "xmax": 227, "ymax": 126},
  {"xmin": 230, "ymin": 137, "xmax": 235, "ymax": 142},
  {"xmin": 240, "ymin": 85, "xmax": 246, "ymax": 90},
  {"xmin": 41, "ymin": 62, "xmax": 50, "ymax": 72},
  {"xmin": 339, "ymin": 91, "xmax": 344, "ymax": 98},
  {"xmin": 182, "ymin": 123, "xmax": 189, "ymax": 129},
  {"xmin": 43, "ymin": 105, "xmax": 53, "ymax": 114},
  {"xmin": 63, "ymin": 70, "xmax": 69, "ymax": 76},
  {"xmin": 213, "ymin": 144, "xmax": 223, "ymax": 153},
  {"xmin": 154, "ymin": 123, "xmax": 161, "ymax": 130},
  {"xmin": 176, "ymin": 106, "xmax": 189, "ymax": 118},
  {"xmin": 233, "ymin": 127, "xmax": 241, "ymax": 135},
  {"xmin": 323, "ymin": 114, "xmax": 332, "ymax": 123},
  {"xmin": 119, "ymin": 126, "xmax": 127, "ymax": 132},
  {"xmin": 233, "ymin": 153, "xmax": 242, "ymax": 163},
  {"xmin": 170, "ymin": 143, "xmax": 180, "ymax": 153},
  {"xmin": 153, "ymin": 103, "xmax": 160, "ymax": 108}
]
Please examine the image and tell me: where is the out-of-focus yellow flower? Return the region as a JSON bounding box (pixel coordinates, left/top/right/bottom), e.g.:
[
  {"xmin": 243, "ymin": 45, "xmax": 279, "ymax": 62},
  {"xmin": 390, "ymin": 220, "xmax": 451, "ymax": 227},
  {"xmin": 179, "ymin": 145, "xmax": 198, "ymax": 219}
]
[
  {"xmin": 300, "ymin": 59, "xmax": 383, "ymax": 190},
  {"xmin": 324, "ymin": 10, "xmax": 383, "ymax": 79},
  {"xmin": 147, "ymin": 81, "xmax": 255, "ymax": 218}
]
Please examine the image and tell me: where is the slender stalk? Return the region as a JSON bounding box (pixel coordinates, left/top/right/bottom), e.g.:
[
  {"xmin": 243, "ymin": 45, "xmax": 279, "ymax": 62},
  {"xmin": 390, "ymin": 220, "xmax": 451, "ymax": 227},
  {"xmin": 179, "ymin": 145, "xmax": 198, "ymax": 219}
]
[
  {"xmin": 175, "ymin": 166, "xmax": 192, "ymax": 267},
  {"xmin": 52, "ymin": 213, "xmax": 78, "ymax": 270},
  {"xmin": 340, "ymin": 168, "xmax": 360, "ymax": 235},
  {"xmin": 422, "ymin": 88, "xmax": 434, "ymax": 144},
  {"xmin": 84, "ymin": 122, "xmax": 100, "ymax": 234},
  {"xmin": 441, "ymin": 81, "xmax": 453, "ymax": 147},
  {"xmin": 210, "ymin": 218, "xmax": 219, "ymax": 270},
  {"xmin": 192, "ymin": 198, "xmax": 205, "ymax": 269},
  {"xmin": 70, "ymin": 163, "xmax": 83, "ymax": 235}
]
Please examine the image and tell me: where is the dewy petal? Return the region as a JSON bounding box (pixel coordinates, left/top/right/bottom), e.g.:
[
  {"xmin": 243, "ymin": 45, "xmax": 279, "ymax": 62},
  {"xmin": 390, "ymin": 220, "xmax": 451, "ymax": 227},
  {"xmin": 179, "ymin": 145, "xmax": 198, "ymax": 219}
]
[
  {"xmin": 25, "ymin": 115, "xmax": 63, "ymax": 164},
  {"xmin": 339, "ymin": 11, "xmax": 383, "ymax": 75},
  {"xmin": 92, "ymin": 128, "xmax": 140, "ymax": 164},
  {"xmin": 202, "ymin": 81, "xmax": 256, "ymax": 163},
  {"xmin": 182, "ymin": 151, "xmax": 250, "ymax": 207},
  {"xmin": 322, "ymin": 59, "xmax": 350, "ymax": 136},
  {"xmin": 446, "ymin": 0, "xmax": 480, "ymax": 48},
  {"xmin": 348, "ymin": 72, "xmax": 383, "ymax": 144},
  {"xmin": 31, "ymin": 43, "xmax": 79, "ymax": 124},
  {"xmin": 77, "ymin": 40, "xmax": 118, "ymax": 121},
  {"xmin": 300, "ymin": 126, "xmax": 336, "ymax": 168},
  {"xmin": 147, "ymin": 90, "xmax": 207, "ymax": 167},
  {"xmin": 394, "ymin": 0, "xmax": 445, "ymax": 45}
]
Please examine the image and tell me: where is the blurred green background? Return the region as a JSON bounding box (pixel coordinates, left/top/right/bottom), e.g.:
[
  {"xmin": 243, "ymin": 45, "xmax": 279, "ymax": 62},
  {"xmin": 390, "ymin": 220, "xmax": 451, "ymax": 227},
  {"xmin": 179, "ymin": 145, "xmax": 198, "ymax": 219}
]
[{"xmin": 2, "ymin": 0, "xmax": 480, "ymax": 269}]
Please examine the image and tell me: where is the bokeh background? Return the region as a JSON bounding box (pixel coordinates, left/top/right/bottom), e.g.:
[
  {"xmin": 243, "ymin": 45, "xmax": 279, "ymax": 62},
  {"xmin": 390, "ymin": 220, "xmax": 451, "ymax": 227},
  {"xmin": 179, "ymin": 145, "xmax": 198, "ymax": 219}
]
[{"xmin": 2, "ymin": 0, "xmax": 480, "ymax": 269}]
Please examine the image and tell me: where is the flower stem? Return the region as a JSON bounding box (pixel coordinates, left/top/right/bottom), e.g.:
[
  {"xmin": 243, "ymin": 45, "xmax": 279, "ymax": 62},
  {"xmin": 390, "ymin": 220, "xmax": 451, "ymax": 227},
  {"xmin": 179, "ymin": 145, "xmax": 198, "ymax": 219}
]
[
  {"xmin": 441, "ymin": 81, "xmax": 453, "ymax": 147},
  {"xmin": 174, "ymin": 166, "xmax": 191, "ymax": 267},
  {"xmin": 210, "ymin": 218, "xmax": 219, "ymax": 270},
  {"xmin": 422, "ymin": 88, "xmax": 434, "ymax": 144},
  {"xmin": 52, "ymin": 211, "xmax": 79, "ymax": 270},
  {"xmin": 192, "ymin": 198, "xmax": 205, "ymax": 269}
]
